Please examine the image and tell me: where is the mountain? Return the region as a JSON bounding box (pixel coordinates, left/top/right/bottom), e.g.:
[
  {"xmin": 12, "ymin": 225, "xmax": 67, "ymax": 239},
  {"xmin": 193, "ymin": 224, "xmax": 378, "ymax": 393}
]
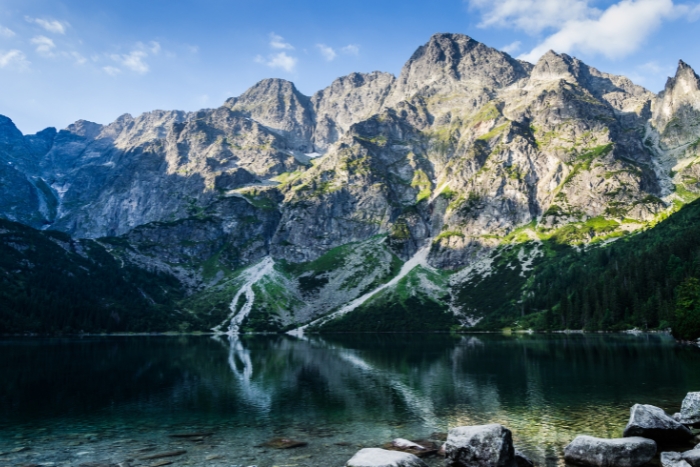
[{"xmin": 2, "ymin": 33, "xmax": 700, "ymax": 335}]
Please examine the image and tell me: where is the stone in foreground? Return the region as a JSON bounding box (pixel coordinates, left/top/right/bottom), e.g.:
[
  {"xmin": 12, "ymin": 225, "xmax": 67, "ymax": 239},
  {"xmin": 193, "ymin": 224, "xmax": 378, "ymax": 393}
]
[
  {"xmin": 680, "ymin": 393, "xmax": 700, "ymax": 426},
  {"xmin": 564, "ymin": 436, "xmax": 656, "ymax": 467},
  {"xmin": 444, "ymin": 424, "xmax": 514, "ymax": 467},
  {"xmin": 346, "ymin": 448, "xmax": 427, "ymax": 467},
  {"xmin": 682, "ymin": 449, "xmax": 700, "ymax": 467},
  {"xmin": 623, "ymin": 404, "xmax": 693, "ymax": 442},
  {"xmin": 661, "ymin": 452, "xmax": 692, "ymax": 467},
  {"xmin": 514, "ymin": 450, "xmax": 534, "ymax": 467}
]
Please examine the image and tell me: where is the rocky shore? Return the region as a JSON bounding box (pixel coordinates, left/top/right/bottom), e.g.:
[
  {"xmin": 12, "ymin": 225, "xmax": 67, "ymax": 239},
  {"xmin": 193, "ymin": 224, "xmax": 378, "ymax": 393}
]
[{"xmin": 342, "ymin": 392, "xmax": 700, "ymax": 467}]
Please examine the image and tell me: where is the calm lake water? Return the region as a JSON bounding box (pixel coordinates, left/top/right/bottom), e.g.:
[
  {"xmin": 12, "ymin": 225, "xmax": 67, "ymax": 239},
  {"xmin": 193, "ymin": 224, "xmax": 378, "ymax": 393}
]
[{"xmin": 0, "ymin": 333, "xmax": 699, "ymax": 467}]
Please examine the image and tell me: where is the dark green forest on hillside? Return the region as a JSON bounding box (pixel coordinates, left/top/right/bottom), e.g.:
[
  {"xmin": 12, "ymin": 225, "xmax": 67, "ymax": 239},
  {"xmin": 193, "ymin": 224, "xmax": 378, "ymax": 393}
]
[
  {"xmin": 0, "ymin": 219, "xmax": 188, "ymax": 334},
  {"xmin": 472, "ymin": 200, "xmax": 700, "ymax": 340}
]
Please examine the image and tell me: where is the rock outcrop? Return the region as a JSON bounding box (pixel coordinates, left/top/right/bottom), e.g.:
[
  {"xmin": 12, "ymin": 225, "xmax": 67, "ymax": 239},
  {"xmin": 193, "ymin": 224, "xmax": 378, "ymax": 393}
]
[
  {"xmin": 623, "ymin": 404, "xmax": 693, "ymax": 442},
  {"xmin": 444, "ymin": 424, "xmax": 515, "ymax": 467},
  {"xmin": 563, "ymin": 436, "xmax": 656, "ymax": 467},
  {"xmin": 346, "ymin": 448, "xmax": 427, "ymax": 467}
]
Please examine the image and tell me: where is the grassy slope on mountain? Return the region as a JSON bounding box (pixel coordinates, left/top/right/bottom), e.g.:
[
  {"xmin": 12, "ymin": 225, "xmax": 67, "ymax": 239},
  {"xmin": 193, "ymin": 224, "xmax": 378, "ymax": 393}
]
[{"xmin": 0, "ymin": 219, "xmax": 187, "ymax": 334}]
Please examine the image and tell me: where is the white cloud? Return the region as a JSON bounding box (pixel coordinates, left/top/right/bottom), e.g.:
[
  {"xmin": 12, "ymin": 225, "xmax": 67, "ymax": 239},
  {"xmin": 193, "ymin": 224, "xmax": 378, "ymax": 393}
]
[
  {"xmin": 69, "ymin": 51, "xmax": 87, "ymax": 65},
  {"xmin": 518, "ymin": 0, "xmax": 678, "ymax": 62},
  {"xmin": 148, "ymin": 41, "xmax": 160, "ymax": 54},
  {"xmin": 316, "ymin": 43, "xmax": 336, "ymax": 61},
  {"xmin": 501, "ymin": 41, "xmax": 522, "ymax": 54},
  {"xmin": 468, "ymin": 0, "xmax": 595, "ymax": 34},
  {"xmin": 269, "ymin": 32, "xmax": 294, "ymax": 50},
  {"xmin": 111, "ymin": 50, "xmax": 149, "ymax": 73},
  {"xmin": 255, "ymin": 52, "xmax": 297, "ymax": 72},
  {"xmin": 186, "ymin": 45, "xmax": 199, "ymax": 54},
  {"xmin": 25, "ymin": 17, "xmax": 67, "ymax": 34},
  {"xmin": 102, "ymin": 66, "xmax": 121, "ymax": 76},
  {"xmin": 341, "ymin": 44, "xmax": 360, "ymax": 56},
  {"xmin": 0, "ymin": 26, "xmax": 15, "ymax": 38},
  {"xmin": 0, "ymin": 49, "xmax": 29, "ymax": 69},
  {"xmin": 30, "ymin": 35, "xmax": 56, "ymax": 57}
]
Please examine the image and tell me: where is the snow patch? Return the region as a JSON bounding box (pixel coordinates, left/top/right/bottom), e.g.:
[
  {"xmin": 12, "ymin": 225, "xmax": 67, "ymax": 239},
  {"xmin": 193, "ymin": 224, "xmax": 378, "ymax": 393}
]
[
  {"xmin": 305, "ymin": 152, "xmax": 322, "ymax": 158},
  {"xmin": 213, "ymin": 257, "xmax": 275, "ymax": 335},
  {"xmin": 289, "ymin": 244, "xmax": 432, "ymax": 336}
]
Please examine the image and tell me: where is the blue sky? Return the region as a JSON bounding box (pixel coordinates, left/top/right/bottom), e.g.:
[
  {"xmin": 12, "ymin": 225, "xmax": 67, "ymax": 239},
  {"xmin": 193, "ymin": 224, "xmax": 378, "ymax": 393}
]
[{"xmin": 1, "ymin": 0, "xmax": 699, "ymax": 134}]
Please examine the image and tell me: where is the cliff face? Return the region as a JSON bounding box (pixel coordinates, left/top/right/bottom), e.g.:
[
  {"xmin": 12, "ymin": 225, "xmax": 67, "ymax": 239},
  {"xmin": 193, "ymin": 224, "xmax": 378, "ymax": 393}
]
[{"xmin": 2, "ymin": 33, "xmax": 700, "ymax": 332}]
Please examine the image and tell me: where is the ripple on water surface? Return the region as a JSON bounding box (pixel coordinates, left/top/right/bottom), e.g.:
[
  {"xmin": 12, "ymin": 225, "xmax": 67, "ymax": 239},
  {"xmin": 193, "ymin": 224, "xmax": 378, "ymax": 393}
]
[{"xmin": 0, "ymin": 333, "xmax": 698, "ymax": 467}]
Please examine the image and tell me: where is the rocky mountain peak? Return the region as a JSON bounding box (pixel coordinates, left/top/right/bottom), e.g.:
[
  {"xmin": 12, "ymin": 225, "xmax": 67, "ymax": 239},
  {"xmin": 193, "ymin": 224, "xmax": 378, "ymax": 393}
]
[
  {"xmin": 530, "ymin": 50, "xmax": 580, "ymax": 84},
  {"xmin": 386, "ymin": 33, "xmax": 530, "ymax": 111},
  {"xmin": 0, "ymin": 115, "xmax": 24, "ymax": 147},
  {"xmin": 665, "ymin": 60, "xmax": 700, "ymax": 94},
  {"xmin": 225, "ymin": 78, "xmax": 314, "ymax": 151},
  {"xmin": 64, "ymin": 120, "xmax": 103, "ymax": 139}
]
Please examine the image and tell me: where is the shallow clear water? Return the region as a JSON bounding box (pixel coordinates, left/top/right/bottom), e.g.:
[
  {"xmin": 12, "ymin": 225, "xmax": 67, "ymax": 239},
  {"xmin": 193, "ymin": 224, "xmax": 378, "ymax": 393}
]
[{"xmin": 0, "ymin": 333, "xmax": 699, "ymax": 467}]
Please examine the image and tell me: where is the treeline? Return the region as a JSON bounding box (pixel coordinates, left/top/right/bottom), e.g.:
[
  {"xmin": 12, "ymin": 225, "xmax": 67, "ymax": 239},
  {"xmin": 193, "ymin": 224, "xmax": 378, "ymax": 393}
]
[
  {"xmin": 0, "ymin": 219, "xmax": 189, "ymax": 334},
  {"xmin": 514, "ymin": 200, "xmax": 700, "ymax": 339}
]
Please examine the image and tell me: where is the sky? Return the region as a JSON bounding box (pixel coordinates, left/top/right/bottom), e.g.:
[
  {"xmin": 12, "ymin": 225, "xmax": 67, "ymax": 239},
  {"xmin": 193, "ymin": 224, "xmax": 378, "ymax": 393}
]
[{"xmin": 1, "ymin": 0, "xmax": 699, "ymax": 135}]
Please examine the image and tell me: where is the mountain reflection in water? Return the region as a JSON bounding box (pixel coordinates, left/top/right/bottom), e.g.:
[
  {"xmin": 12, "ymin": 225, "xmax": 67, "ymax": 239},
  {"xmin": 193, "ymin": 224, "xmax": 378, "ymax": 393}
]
[{"xmin": 0, "ymin": 333, "xmax": 699, "ymax": 466}]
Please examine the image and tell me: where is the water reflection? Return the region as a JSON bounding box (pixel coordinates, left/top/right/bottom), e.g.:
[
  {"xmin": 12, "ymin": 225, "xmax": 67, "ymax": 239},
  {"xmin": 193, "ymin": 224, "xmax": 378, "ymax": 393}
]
[{"xmin": 0, "ymin": 333, "xmax": 699, "ymax": 466}]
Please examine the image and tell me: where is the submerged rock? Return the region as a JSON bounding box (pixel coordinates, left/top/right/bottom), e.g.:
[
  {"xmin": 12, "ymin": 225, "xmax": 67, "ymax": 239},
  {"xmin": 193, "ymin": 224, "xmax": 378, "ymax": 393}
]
[
  {"xmin": 564, "ymin": 436, "xmax": 656, "ymax": 467},
  {"xmin": 623, "ymin": 404, "xmax": 693, "ymax": 442},
  {"xmin": 680, "ymin": 393, "xmax": 700, "ymax": 426},
  {"xmin": 661, "ymin": 452, "xmax": 692, "ymax": 467},
  {"xmin": 260, "ymin": 437, "xmax": 308, "ymax": 449},
  {"xmin": 444, "ymin": 424, "xmax": 514, "ymax": 467},
  {"xmin": 346, "ymin": 448, "xmax": 427, "ymax": 467}
]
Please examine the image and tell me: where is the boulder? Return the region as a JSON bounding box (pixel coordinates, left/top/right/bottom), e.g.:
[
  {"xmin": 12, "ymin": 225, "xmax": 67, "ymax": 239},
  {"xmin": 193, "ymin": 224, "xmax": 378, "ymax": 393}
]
[
  {"xmin": 444, "ymin": 424, "xmax": 514, "ymax": 467},
  {"xmin": 346, "ymin": 448, "xmax": 427, "ymax": 467},
  {"xmin": 680, "ymin": 393, "xmax": 700, "ymax": 427},
  {"xmin": 682, "ymin": 449, "xmax": 700, "ymax": 467},
  {"xmin": 661, "ymin": 452, "xmax": 692, "ymax": 467},
  {"xmin": 623, "ymin": 404, "xmax": 693, "ymax": 442},
  {"xmin": 514, "ymin": 450, "xmax": 534, "ymax": 467},
  {"xmin": 564, "ymin": 436, "xmax": 656, "ymax": 467}
]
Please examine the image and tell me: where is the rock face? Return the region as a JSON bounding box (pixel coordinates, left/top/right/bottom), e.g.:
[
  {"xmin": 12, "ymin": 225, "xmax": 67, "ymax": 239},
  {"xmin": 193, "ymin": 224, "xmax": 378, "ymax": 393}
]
[
  {"xmin": 444, "ymin": 424, "xmax": 514, "ymax": 467},
  {"xmin": 1, "ymin": 32, "xmax": 700, "ymax": 331},
  {"xmin": 623, "ymin": 404, "xmax": 693, "ymax": 442},
  {"xmin": 661, "ymin": 452, "xmax": 693, "ymax": 467},
  {"xmin": 346, "ymin": 448, "xmax": 427, "ymax": 467},
  {"xmin": 564, "ymin": 436, "xmax": 656, "ymax": 467},
  {"xmin": 683, "ymin": 449, "xmax": 700, "ymax": 467},
  {"xmin": 680, "ymin": 393, "xmax": 700, "ymax": 426}
]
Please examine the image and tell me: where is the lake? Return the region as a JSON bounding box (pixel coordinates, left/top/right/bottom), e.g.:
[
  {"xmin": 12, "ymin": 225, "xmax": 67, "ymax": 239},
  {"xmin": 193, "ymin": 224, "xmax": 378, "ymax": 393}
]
[{"xmin": 0, "ymin": 333, "xmax": 698, "ymax": 467}]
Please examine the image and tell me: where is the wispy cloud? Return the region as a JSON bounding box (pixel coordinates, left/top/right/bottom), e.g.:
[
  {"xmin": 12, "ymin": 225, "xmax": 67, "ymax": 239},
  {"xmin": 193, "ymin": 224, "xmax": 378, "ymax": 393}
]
[
  {"xmin": 102, "ymin": 65, "xmax": 121, "ymax": 76},
  {"xmin": 501, "ymin": 41, "xmax": 522, "ymax": 54},
  {"xmin": 25, "ymin": 17, "xmax": 68, "ymax": 34},
  {"xmin": 111, "ymin": 50, "xmax": 149, "ymax": 73},
  {"xmin": 518, "ymin": 0, "xmax": 677, "ymax": 62},
  {"xmin": 0, "ymin": 49, "xmax": 29, "ymax": 69},
  {"xmin": 269, "ymin": 32, "xmax": 294, "ymax": 50},
  {"xmin": 30, "ymin": 35, "xmax": 56, "ymax": 57},
  {"xmin": 0, "ymin": 25, "xmax": 15, "ymax": 38},
  {"xmin": 341, "ymin": 44, "xmax": 360, "ymax": 56},
  {"xmin": 467, "ymin": 0, "xmax": 690, "ymax": 63},
  {"xmin": 254, "ymin": 52, "xmax": 297, "ymax": 72},
  {"xmin": 316, "ymin": 43, "xmax": 336, "ymax": 61}
]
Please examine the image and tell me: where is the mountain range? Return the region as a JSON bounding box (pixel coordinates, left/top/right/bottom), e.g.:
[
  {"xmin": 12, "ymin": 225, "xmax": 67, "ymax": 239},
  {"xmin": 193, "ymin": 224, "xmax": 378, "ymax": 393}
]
[{"xmin": 2, "ymin": 33, "xmax": 700, "ymax": 335}]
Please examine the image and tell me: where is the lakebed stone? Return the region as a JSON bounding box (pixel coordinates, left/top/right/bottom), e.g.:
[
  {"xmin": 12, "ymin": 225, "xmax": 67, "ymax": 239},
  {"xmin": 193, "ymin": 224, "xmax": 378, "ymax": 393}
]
[
  {"xmin": 682, "ymin": 449, "xmax": 700, "ymax": 467},
  {"xmin": 680, "ymin": 393, "xmax": 700, "ymax": 426},
  {"xmin": 514, "ymin": 450, "xmax": 534, "ymax": 467},
  {"xmin": 444, "ymin": 424, "xmax": 514, "ymax": 467},
  {"xmin": 661, "ymin": 452, "xmax": 692, "ymax": 467},
  {"xmin": 623, "ymin": 404, "xmax": 693, "ymax": 442},
  {"xmin": 564, "ymin": 435, "xmax": 656, "ymax": 467},
  {"xmin": 346, "ymin": 448, "xmax": 427, "ymax": 467}
]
